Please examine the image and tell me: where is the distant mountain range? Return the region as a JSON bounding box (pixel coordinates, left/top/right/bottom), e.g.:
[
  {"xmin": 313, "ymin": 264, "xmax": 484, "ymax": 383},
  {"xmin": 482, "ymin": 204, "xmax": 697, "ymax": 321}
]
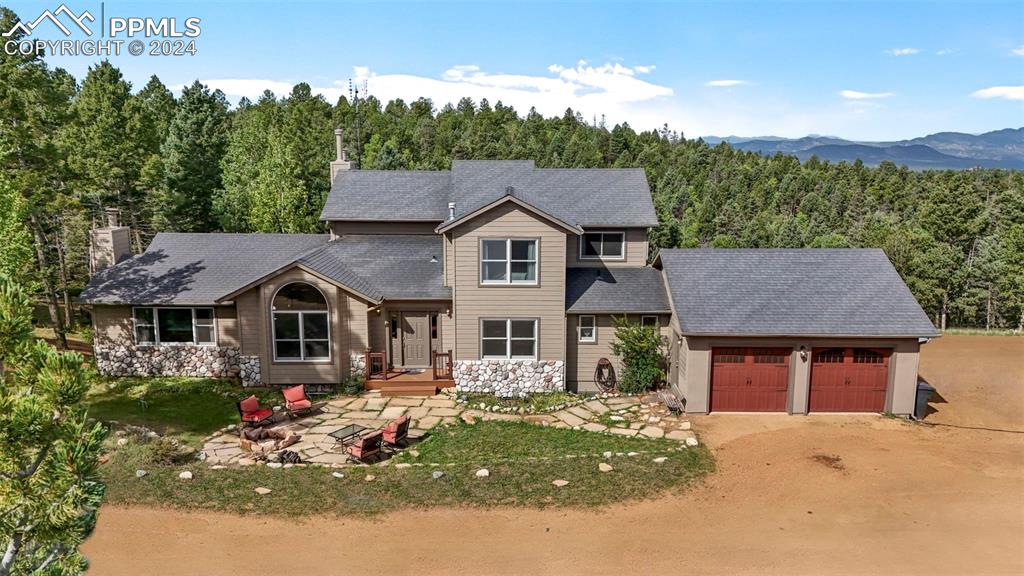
[{"xmin": 700, "ymin": 128, "xmax": 1024, "ymax": 170}]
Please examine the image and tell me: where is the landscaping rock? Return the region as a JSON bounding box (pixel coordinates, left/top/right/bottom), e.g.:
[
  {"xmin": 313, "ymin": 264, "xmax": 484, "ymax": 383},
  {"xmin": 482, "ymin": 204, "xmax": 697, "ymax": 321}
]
[
  {"xmin": 475, "ymin": 468, "xmax": 490, "ymax": 478},
  {"xmin": 552, "ymin": 479, "xmax": 570, "ymax": 487},
  {"xmin": 365, "ymin": 475, "xmax": 376, "ymax": 482},
  {"xmin": 679, "ymin": 421, "xmax": 692, "ymax": 430},
  {"xmin": 394, "ymin": 463, "xmax": 412, "ymax": 469},
  {"xmin": 602, "ymin": 451, "xmax": 612, "ymax": 458},
  {"xmin": 598, "ymin": 463, "xmax": 614, "ymax": 473},
  {"xmin": 686, "ymin": 437, "xmax": 700, "ymax": 447},
  {"xmin": 254, "ymin": 487, "xmax": 272, "ymax": 495},
  {"xmin": 432, "ymin": 471, "xmax": 446, "ymax": 480},
  {"xmin": 237, "ymin": 458, "xmax": 256, "ymax": 466},
  {"xmin": 653, "ymin": 457, "xmax": 667, "ymax": 464},
  {"xmin": 409, "ymin": 450, "xmax": 420, "ymax": 458},
  {"xmin": 332, "ymin": 472, "xmax": 345, "ymax": 479},
  {"xmin": 178, "ymin": 471, "xmax": 193, "ymax": 480},
  {"xmin": 639, "ymin": 426, "xmax": 665, "ymax": 439},
  {"xmin": 135, "ymin": 470, "xmax": 147, "ymax": 478},
  {"xmin": 117, "ymin": 438, "xmax": 129, "ymax": 447},
  {"xmin": 266, "ymin": 462, "xmax": 283, "ymax": 469}
]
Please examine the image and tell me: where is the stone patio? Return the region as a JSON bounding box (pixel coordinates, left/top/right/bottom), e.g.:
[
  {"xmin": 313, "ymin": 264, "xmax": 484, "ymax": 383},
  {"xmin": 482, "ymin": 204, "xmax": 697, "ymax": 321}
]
[{"xmin": 201, "ymin": 390, "xmax": 698, "ymax": 468}]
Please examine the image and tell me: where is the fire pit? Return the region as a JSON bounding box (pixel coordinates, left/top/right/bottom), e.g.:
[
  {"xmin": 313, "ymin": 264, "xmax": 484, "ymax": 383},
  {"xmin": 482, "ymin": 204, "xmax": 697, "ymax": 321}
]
[{"xmin": 239, "ymin": 427, "xmax": 300, "ymax": 454}]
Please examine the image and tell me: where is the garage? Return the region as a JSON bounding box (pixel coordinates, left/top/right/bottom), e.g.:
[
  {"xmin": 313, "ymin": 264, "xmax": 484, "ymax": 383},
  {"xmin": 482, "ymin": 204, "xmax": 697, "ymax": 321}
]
[
  {"xmin": 710, "ymin": 348, "xmax": 790, "ymax": 412},
  {"xmin": 809, "ymin": 348, "xmax": 890, "ymax": 412}
]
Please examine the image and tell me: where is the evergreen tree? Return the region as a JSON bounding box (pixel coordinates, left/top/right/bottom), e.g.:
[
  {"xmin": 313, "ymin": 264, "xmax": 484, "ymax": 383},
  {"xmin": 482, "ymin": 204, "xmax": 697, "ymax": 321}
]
[{"xmin": 155, "ymin": 81, "xmax": 228, "ymax": 232}]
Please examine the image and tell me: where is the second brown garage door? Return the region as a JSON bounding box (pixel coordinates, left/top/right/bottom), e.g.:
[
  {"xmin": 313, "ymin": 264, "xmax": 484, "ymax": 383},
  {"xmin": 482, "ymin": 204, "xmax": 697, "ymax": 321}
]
[
  {"xmin": 711, "ymin": 348, "xmax": 790, "ymax": 411},
  {"xmin": 809, "ymin": 348, "xmax": 890, "ymax": 412}
]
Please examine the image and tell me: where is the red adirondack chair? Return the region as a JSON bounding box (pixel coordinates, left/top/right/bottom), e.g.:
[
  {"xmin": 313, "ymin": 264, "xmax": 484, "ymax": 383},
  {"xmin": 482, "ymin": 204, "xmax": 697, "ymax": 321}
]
[
  {"xmin": 282, "ymin": 385, "xmax": 312, "ymax": 416},
  {"xmin": 382, "ymin": 415, "xmax": 411, "ymax": 446},
  {"xmin": 237, "ymin": 395, "xmax": 273, "ymax": 426},
  {"xmin": 346, "ymin": 430, "xmax": 383, "ymax": 462}
]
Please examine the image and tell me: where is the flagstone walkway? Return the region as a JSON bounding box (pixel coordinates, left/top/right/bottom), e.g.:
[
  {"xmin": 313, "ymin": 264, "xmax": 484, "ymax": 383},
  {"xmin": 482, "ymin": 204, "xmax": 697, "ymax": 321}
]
[{"xmin": 202, "ymin": 390, "xmax": 697, "ymax": 468}]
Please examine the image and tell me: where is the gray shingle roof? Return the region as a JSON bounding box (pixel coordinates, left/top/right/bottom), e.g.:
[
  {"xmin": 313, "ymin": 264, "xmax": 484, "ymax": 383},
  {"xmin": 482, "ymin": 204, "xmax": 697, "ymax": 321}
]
[
  {"xmin": 79, "ymin": 233, "xmax": 450, "ymax": 305},
  {"xmin": 320, "ymin": 160, "xmax": 658, "ymax": 228},
  {"xmin": 659, "ymin": 248, "xmax": 939, "ymax": 338},
  {"xmin": 566, "ymin": 267, "xmax": 671, "ymax": 313},
  {"xmin": 298, "ymin": 235, "xmax": 449, "ymax": 301},
  {"xmin": 79, "ymin": 233, "xmax": 330, "ymax": 305}
]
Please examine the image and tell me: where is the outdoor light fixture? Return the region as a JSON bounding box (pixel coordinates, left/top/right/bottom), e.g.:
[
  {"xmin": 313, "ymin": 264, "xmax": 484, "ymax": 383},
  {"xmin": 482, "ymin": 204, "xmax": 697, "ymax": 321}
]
[{"xmin": 799, "ymin": 345, "xmax": 808, "ymax": 361}]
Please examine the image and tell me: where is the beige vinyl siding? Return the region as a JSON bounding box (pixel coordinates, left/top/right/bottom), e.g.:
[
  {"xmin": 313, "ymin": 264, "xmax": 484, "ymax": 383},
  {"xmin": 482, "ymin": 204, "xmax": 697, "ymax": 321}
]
[
  {"xmin": 236, "ymin": 289, "xmax": 261, "ymax": 356},
  {"xmin": 566, "ymin": 314, "xmax": 671, "ymax": 392},
  {"xmin": 567, "ymin": 227, "xmax": 649, "ymax": 267},
  {"xmin": 92, "ymin": 305, "xmax": 133, "ymax": 346},
  {"xmin": 451, "ymin": 203, "xmax": 567, "ymax": 361},
  {"xmin": 329, "ymin": 221, "xmax": 439, "ymax": 237},
  {"xmin": 254, "ymin": 267, "xmax": 343, "ymax": 385},
  {"xmin": 92, "ymin": 304, "xmax": 238, "ymax": 348},
  {"xmin": 444, "ymin": 232, "xmax": 454, "ymax": 287},
  {"xmin": 679, "ymin": 336, "xmax": 922, "ymax": 416}
]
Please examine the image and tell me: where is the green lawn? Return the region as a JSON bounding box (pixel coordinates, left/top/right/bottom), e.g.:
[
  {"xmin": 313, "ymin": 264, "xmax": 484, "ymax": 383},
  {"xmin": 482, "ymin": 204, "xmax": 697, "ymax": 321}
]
[
  {"xmin": 101, "ymin": 420, "xmax": 714, "ymax": 515},
  {"xmin": 86, "ymin": 377, "xmax": 281, "ymax": 446}
]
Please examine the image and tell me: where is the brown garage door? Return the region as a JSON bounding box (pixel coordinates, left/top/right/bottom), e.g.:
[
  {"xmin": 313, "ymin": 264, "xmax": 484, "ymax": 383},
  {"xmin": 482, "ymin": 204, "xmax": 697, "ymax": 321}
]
[
  {"xmin": 711, "ymin": 348, "xmax": 790, "ymax": 412},
  {"xmin": 809, "ymin": 348, "xmax": 889, "ymax": 412}
]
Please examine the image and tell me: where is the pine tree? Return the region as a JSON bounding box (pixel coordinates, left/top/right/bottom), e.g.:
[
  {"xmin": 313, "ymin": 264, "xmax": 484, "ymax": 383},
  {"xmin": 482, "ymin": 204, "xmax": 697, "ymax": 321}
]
[
  {"xmin": 155, "ymin": 81, "xmax": 228, "ymax": 232},
  {"xmin": 0, "ymin": 274, "xmax": 107, "ymax": 576}
]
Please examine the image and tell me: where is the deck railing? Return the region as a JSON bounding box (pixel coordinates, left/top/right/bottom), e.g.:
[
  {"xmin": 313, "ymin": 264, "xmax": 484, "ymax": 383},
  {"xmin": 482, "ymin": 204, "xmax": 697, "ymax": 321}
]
[
  {"xmin": 432, "ymin": 349, "xmax": 453, "ymax": 380},
  {"xmin": 365, "ymin": 350, "xmax": 388, "ymax": 381}
]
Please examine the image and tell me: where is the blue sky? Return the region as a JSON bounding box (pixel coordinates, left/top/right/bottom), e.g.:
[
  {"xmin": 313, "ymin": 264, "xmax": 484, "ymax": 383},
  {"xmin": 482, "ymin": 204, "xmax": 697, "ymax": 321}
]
[{"xmin": 6, "ymin": 0, "xmax": 1024, "ymax": 140}]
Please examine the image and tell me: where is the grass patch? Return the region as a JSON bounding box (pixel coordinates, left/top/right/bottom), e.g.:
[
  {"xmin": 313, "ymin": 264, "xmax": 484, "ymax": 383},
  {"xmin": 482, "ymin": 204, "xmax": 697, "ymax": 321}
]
[
  {"xmin": 101, "ymin": 420, "xmax": 714, "ymax": 515},
  {"xmin": 459, "ymin": 391, "xmax": 580, "ymax": 413},
  {"xmin": 86, "ymin": 377, "xmax": 281, "ymax": 446},
  {"xmin": 941, "ymin": 328, "xmax": 1022, "ymax": 336}
]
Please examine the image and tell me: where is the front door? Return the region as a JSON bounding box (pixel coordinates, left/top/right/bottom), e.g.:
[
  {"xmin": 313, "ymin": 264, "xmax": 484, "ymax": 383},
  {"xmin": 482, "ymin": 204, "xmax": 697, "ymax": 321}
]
[{"xmin": 401, "ymin": 312, "xmax": 430, "ymax": 367}]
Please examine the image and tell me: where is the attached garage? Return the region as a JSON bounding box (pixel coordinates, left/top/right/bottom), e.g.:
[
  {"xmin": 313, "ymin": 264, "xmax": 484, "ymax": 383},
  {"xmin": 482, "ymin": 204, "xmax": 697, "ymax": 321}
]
[
  {"xmin": 657, "ymin": 249, "xmax": 941, "ymax": 416},
  {"xmin": 809, "ymin": 348, "xmax": 890, "ymax": 412},
  {"xmin": 710, "ymin": 348, "xmax": 789, "ymax": 411}
]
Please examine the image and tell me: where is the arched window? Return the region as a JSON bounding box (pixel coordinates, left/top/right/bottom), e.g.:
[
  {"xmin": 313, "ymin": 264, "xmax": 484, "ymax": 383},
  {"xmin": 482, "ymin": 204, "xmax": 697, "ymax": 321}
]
[{"xmin": 272, "ymin": 282, "xmax": 330, "ymax": 361}]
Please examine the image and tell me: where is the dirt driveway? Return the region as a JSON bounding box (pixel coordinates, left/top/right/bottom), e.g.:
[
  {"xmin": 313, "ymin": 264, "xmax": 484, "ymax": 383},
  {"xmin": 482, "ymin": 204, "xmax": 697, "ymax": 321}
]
[{"xmin": 83, "ymin": 335, "xmax": 1024, "ymax": 575}]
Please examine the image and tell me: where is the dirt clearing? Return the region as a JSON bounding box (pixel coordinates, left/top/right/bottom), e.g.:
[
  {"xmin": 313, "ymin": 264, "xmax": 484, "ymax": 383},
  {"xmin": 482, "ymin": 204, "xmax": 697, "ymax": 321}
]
[{"xmin": 82, "ymin": 335, "xmax": 1024, "ymax": 575}]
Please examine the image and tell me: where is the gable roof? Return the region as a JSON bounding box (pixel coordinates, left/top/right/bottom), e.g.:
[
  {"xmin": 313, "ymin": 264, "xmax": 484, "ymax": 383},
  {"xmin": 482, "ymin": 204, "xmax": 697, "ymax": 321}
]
[
  {"xmin": 296, "ymin": 235, "xmax": 449, "ymax": 301},
  {"xmin": 659, "ymin": 248, "xmax": 940, "ymax": 338},
  {"xmin": 79, "ymin": 233, "xmax": 330, "ymax": 306},
  {"xmin": 565, "ymin": 267, "xmax": 671, "ymax": 314},
  {"xmin": 320, "ymin": 160, "xmax": 658, "ymax": 228},
  {"xmin": 435, "ymin": 194, "xmax": 583, "ymax": 234}
]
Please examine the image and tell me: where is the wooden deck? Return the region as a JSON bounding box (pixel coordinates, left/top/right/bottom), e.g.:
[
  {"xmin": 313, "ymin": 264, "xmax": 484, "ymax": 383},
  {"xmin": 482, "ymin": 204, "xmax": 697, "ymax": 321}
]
[{"xmin": 364, "ymin": 369, "xmax": 456, "ymax": 397}]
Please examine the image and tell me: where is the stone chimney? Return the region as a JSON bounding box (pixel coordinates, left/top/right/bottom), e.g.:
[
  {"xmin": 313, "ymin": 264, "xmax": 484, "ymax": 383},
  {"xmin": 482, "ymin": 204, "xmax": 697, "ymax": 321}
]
[
  {"xmin": 330, "ymin": 128, "xmax": 353, "ymax": 180},
  {"xmin": 89, "ymin": 208, "xmax": 132, "ymax": 274}
]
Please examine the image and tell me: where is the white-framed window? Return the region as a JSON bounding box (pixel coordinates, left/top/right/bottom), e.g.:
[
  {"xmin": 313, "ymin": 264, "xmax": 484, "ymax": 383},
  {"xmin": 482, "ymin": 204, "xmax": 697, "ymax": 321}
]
[
  {"xmin": 481, "ymin": 318, "xmax": 537, "ymax": 360},
  {"xmin": 480, "ymin": 238, "xmax": 538, "ymax": 284},
  {"xmin": 272, "ymin": 282, "xmax": 330, "ymax": 362},
  {"xmin": 578, "ymin": 315, "xmax": 596, "ymax": 343},
  {"xmin": 580, "ymin": 231, "xmax": 625, "ymax": 260},
  {"xmin": 641, "ymin": 315, "xmax": 659, "ymax": 328},
  {"xmin": 132, "ymin": 307, "xmax": 216, "ymax": 346}
]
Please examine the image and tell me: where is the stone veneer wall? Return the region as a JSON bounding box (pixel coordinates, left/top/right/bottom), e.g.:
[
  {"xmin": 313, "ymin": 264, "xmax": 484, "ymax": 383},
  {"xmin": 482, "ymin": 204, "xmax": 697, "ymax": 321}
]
[
  {"xmin": 350, "ymin": 354, "xmax": 366, "ymax": 380},
  {"xmin": 95, "ymin": 345, "xmax": 262, "ymax": 387},
  {"xmin": 454, "ymin": 360, "xmax": 565, "ymax": 397}
]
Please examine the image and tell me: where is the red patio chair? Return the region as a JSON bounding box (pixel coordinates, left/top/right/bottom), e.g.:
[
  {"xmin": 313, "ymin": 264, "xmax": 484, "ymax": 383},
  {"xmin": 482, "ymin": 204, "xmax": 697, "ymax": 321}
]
[
  {"xmin": 346, "ymin": 430, "xmax": 383, "ymax": 463},
  {"xmin": 282, "ymin": 385, "xmax": 312, "ymax": 416},
  {"xmin": 382, "ymin": 415, "xmax": 411, "ymax": 447},
  {"xmin": 236, "ymin": 395, "xmax": 273, "ymax": 427}
]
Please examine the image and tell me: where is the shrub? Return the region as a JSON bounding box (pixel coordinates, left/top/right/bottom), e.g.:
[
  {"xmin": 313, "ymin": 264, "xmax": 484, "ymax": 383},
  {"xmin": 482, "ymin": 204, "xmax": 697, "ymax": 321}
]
[
  {"xmin": 145, "ymin": 437, "xmax": 195, "ymax": 465},
  {"xmin": 610, "ymin": 316, "xmax": 666, "ymax": 394},
  {"xmin": 341, "ymin": 375, "xmax": 365, "ymax": 396}
]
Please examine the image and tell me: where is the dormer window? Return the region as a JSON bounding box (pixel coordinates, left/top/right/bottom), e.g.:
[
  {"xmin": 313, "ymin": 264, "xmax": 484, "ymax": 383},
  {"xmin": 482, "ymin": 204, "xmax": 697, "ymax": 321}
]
[
  {"xmin": 481, "ymin": 238, "xmax": 538, "ymax": 285},
  {"xmin": 580, "ymin": 232, "xmax": 625, "ymax": 260}
]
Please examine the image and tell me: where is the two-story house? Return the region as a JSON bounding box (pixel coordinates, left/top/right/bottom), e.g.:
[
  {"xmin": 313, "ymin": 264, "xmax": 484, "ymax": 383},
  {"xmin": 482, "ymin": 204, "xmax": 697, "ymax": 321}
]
[{"xmin": 80, "ymin": 131, "xmax": 938, "ymax": 416}]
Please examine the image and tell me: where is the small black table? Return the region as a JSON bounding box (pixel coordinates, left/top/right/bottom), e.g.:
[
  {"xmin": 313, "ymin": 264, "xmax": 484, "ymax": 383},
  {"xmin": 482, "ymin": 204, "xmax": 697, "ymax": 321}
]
[{"xmin": 329, "ymin": 424, "xmax": 367, "ymax": 444}]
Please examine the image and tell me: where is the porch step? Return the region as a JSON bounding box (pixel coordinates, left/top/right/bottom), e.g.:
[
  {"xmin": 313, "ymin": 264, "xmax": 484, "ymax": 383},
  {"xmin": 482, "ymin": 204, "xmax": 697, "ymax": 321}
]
[{"xmin": 379, "ymin": 384, "xmax": 444, "ymax": 397}]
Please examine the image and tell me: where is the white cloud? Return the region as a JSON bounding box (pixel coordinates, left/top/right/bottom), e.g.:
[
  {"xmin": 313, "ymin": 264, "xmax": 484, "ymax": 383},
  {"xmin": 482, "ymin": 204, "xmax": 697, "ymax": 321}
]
[
  {"xmin": 194, "ymin": 61, "xmax": 674, "ymax": 129},
  {"xmin": 885, "ymin": 48, "xmax": 920, "ymax": 56},
  {"xmin": 705, "ymin": 79, "xmax": 750, "ymax": 87},
  {"xmin": 1012, "ymin": 45, "xmax": 1024, "ymax": 56},
  {"xmin": 839, "ymin": 89, "xmax": 894, "ymax": 100},
  {"xmin": 970, "ymin": 85, "xmax": 1024, "ymax": 101},
  {"xmin": 936, "ymin": 49, "xmax": 955, "ymax": 56}
]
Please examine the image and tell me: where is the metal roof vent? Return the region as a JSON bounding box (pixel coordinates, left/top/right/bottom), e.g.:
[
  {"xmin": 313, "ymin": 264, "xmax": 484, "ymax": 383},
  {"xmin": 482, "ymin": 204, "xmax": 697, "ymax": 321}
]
[
  {"xmin": 430, "ymin": 255, "xmax": 438, "ymax": 263},
  {"xmin": 447, "ymin": 202, "xmax": 456, "ymax": 220}
]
